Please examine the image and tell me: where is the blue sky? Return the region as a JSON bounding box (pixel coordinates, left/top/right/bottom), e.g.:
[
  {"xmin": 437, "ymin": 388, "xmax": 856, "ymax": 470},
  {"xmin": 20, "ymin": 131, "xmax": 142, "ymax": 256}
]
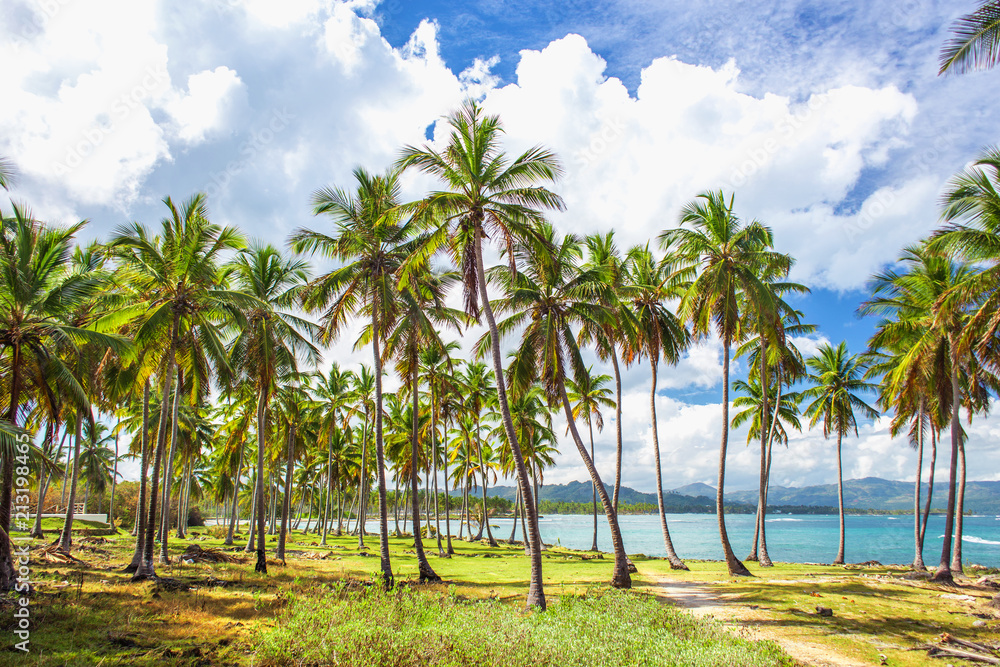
[{"xmin": 1, "ymin": 0, "xmax": 997, "ymax": 492}]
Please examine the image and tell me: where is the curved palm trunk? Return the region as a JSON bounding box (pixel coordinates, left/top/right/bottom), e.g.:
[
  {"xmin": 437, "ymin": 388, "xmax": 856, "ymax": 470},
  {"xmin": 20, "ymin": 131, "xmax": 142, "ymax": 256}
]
[
  {"xmin": 834, "ymin": 431, "xmax": 846, "ymax": 565},
  {"xmin": 109, "ymin": 430, "xmax": 119, "ymax": 530},
  {"xmin": 125, "ymin": 382, "xmax": 151, "ymax": 571},
  {"xmin": 277, "ymin": 425, "xmax": 295, "ymax": 562},
  {"xmin": 610, "ymin": 348, "xmax": 624, "ymax": 513},
  {"xmin": 31, "ymin": 421, "xmax": 58, "ymax": 539},
  {"xmin": 371, "ymin": 310, "xmax": 394, "ymax": 589},
  {"xmin": 950, "ymin": 438, "xmax": 967, "ymax": 574},
  {"xmin": 475, "ymin": 228, "xmax": 545, "ymax": 609},
  {"xmin": 509, "ymin": 485, "xmax": 521, "ymax": 543},
  {"xmin": 560, "ymin": 384, "xmax": 631, "ymax": 588},
  {"xmin": 587, "ymin": 416, "xmax": 598, "ymax": 552},
  {"xmin": 913, "ymin": 413, "xmax": 926, "ymax": 571},
  {"xmin": 410, "ymin": 362, "xmax": 440, "ymax": 582},
  {"xmin": 919, "ymin": 429, "xmax": 937, "ymax": 557},
  {"xmin": 430, "ymin": 391, "xmax": 444, "ymax": 556},
  {"xmin": 254, "ymin": 388, "xmax": 268, "ymax": 574},
  {"xmin": 58, "ymin": 414, "xmax": 84, "ymax": 551},
  {"xmin": 158, "ymin": 372, "xmax": 183, "ymax": 563},
  {"xmin": 0, "ymin": 345, "xmax": 25, "ymax": 590},
  {"xmin": 648, "ymin": 357, "xmax": 687, "ymax": 570},
  {"xmin": 443, "ymin": 418, "xmax": 454, "ymax": 556},
  {"xmin": 717, "ymin": 340, "xmax": 752, "ymax": 576},
  {"xmin": 244, "ymin": 474, "xmax": 257, "ymax": 552},
  {"xmin": 475, "ymin": 419, "xmax": 498, "ymax": 547},
  {"xmin": 932, "ymin": 348, "xmax": 961, "ymax": 584}
]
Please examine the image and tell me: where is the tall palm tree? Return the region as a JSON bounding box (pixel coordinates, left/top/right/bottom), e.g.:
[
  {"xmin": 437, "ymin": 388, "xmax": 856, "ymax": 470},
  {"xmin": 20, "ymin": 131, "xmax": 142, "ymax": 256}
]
[
  {"xmin": 622, "ymin": 245, "xmax": 689, "ymax": 570},
  {"xmin": 566, "ymin": 368, "xmax": 614, "ymax": 552},
  {"xmin": 939, "ymin": 1, "xmax": 1000, "ymax": 74},
  {"xmin": 661, "ymin": 190, "xmax": 790, "ymax": 577},
  {"xmin": 802, "ymin": 342, "xmax": 879, "ymax": 566},
  {"xmin": 397, "ymin": 100, "xmax": 565, "ymax": 609},
  {"xmin": 420, "ymin": 341, "xmax": 460, "ymax": 556},
  {"xmin": 291, "ymin": 167, "xmax": 420, "ymax": 589},
  {"xmin": 0, "ymin": 207, "xmax": 121, "ymax": 589},
  {"xmin": 312, "ymin": 364, "xmax": 354, "ymax": 545},
  {"xmin": 109, "ymin": 193, "xmax": 246, "ymax": 579},
  {"xmin": 456, "ymin": 361, "xmax": 501, "ymax": 546},
  {"xmin": 230, "ymin": 243, "xmax": 318, "ymax": 572},
  {"xmin": 487, "ymin": 224, "xmax": 632, "ymax": 588}
]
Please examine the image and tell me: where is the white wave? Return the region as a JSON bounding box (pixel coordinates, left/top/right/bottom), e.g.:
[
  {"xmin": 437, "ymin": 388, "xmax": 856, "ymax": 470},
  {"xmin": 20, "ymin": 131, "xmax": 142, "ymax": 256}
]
[
  {"xmin": 963, "ymin": 535, "xmax": 1000, "ymax": 546},
  {"xmin": 766, "ymin": 518, "xmax": 804, "ymax": 522},
  {"xmin": 887, "ymin": 517, "xmax": 898, "ymax": 520}
]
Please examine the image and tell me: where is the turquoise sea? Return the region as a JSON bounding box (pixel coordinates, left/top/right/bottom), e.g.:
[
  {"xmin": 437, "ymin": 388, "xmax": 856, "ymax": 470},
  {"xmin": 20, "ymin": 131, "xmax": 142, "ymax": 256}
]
[{"xmin": 490, "ymin": 513, "xmax": 1000, "ymax": 566}]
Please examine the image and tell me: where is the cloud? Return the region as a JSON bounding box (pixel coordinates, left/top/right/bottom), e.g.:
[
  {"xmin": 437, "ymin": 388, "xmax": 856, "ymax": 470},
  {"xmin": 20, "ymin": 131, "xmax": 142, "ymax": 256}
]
[{"xmin": 166, "ymin": 66, "xmax": 249, "ymax": 143}]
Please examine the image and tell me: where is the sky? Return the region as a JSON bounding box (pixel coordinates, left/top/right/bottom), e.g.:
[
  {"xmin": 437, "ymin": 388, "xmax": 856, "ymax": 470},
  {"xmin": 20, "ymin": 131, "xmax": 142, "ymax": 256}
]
[{"xmin": 2, "ymin": 0, "xmax": 998, "ymax": 494}]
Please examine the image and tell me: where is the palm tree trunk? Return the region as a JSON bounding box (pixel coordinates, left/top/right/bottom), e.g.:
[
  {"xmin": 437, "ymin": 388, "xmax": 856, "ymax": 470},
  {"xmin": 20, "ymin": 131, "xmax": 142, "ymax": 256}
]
[
  {"xmin": 410, "ymin": 362, "xmax": 440, "ymax": 581},
  {"xmin": 158, "ymin": 370, "xmax": 183, "ymax": 564},
  {"xmin": 357, "ymin": 411, "xmax": 369, "ymax": 547},
  {"xmin": 277, "ymin": 425, "xmax": 295, "ymax": 562},
  {"xmin": 371, "ymin": 309, "xmax": 394, "ymax": 589},
  {"xmin": 560, "ymin": 384, "xmax": 631, "ymax": 588},
  {"xmin": 475, "ymin": 228, "xmax": 545, "ymax": 610},
  {"xmin": 932, "ymin": 346, "xmax": 961, "ymax": 584},
  {"xmin": 431, "ymin": 392, "xmax": 444, "ymax": 556},
  {"xmin": 834, "ymin": 431, "xmax": 846, "ymax": 565},
  {"xmin": 126, "ymin": 381, "xmax": 151, "ymax": 573},
  {"xmin": 31, "ymin": 421, "xmax": 58, "ymax": 539},
  {"xmin": 913, "ymin": 411, "xmax": 926, "ymax": 571},
  {"xmin": 0, "ymin": 344, "xmax": 25, "ymax": 591},
  {"xmin": 226, "ymin": 441, "xmax": 245, "ymax": 546},
  {"xmin": 509, "ymin": 485, "xmax": 521, "ymax": 543},
  {"xmin": 717, "ymin": 339, "xmax": 752, "ymax": 576},
  {"xmin": 245, "ymin": 472, "xmax": 257, "ymax": 553},
  {"xmin": 322, "ymin": 430, "xmax": 334, "ymax": 545},
  {"xmin": 648, "ymin": 357, "xmax": 687, "ymax": 570},
  {"xmin": 109, "ymin": 430, "xmax": 119, "ymax": 530},
  {"xmin": 58, "ymin": 413, "xmax": 85, "ymax": 552},
  {"xmin": 757, "ymin": 352, "xmax": 772, "ymax": 568},
  {"xmin": 610, "ymin": 347, "xmax": 624, "ymax": 513},
  {"xmin": 254, "ymin": 387, "xmax": 268, "ymax": 574},
  {"xmin": 175, "ymin": 455, "xmax": 189, "ymax": 539},
  {"xmin": 442, "ymin": 416, "xmax": 454, "ymax": 556},
  {"xmin": 950, "ymin": 437, "xmax": 967, "ymax": 574},
  {"xmin": 457, "ymin": 480, "xmax": 466, "ymax": 540},
  {"xmin": 475, "ymin": 416, "xmax": 498, "ymax": 547},
  {"xmin": 587, "ymin": 416, "xmax": 598, "ymax": 552},
  {"xmin": 919, "ymin": 428, "xmax": 937, "ymax": 555}
]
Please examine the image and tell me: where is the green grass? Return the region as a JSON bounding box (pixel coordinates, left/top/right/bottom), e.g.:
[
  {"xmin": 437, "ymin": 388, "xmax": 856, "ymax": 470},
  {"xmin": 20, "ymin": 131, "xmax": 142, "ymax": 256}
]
[{"xmin": 254, "ymin": 585, "xmax": 792, "ymax": 667}]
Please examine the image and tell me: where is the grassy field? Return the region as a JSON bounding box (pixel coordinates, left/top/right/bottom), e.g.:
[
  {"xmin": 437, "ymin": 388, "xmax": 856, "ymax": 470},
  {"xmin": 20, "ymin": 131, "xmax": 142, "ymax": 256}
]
[{"xmin": 2, "ymin": 521, "xmax": 997, "ymax": 666}]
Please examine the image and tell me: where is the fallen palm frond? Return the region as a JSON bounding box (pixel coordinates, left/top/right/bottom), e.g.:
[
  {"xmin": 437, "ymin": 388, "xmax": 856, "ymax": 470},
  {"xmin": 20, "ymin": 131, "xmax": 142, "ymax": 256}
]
[
  {"xmin": 182, "ymin": 544, "xmax": 248, "ymax": 564},
  {"xmin": 916, "ymin": 633, "xmax": 1000, "ymax": 664},
  {"xmin": 33, "ymin": 544, "xmax": 86, "ymax": 564}
]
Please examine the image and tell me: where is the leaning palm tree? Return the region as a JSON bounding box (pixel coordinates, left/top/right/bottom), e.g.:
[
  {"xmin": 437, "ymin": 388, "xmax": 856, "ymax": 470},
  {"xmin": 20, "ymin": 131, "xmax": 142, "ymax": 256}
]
[
  {"xmin": 622, "ymin": 244, "xmax": 689, "ymax": 571},
  {"xmin": 486, "ymin": 224, "xmax": 632, "ymax": 589},
  {"xmin": 939, "ymin": 1, "xmax": 1000, "ymax": 75},
  {"xmin": 397, "ymin": 100, "xmax": 565, "ymax": 610},
  {"xmin": 290, "ymin": 167, "xmax": 420, "ymax": 589},
  {"xmin": 660, "ymin": 190, "xmax": 790, "ymax": 577},
  {"xmin": 109, "ymin": 193, "xmax": 246, "ymax": 579},
  {"xmin": 802, "ymin": 342, "xmax": 879, "ymax": 566},
  {"xmin": 0, "ymin": 206, "xmax": 123, "ymax": 589},
  {"xmin": 566, "ymin": 368, "xmax": 615, "ymax": 552},
  {"xmin": 229, "ymin": 243, "xmax": 319, "ymax": 573}
]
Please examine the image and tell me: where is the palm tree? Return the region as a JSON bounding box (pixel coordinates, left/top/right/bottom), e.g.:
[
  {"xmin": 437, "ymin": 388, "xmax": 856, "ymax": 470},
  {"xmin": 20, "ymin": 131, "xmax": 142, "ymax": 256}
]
[
  {"xmin": 939, "ymin": 1, "xmax": 1000, "ymax": 74},
  {"xmin": 229, "ymin": 243, "xmax": 318, "ymax": 572},
  {"xmin": 0, "ymin": 156, "xmax": 14, "ymax": 191},
  {"xmin": 291, "ymin": 167, "xmax": 420, "ymax": 589},
  {"xmin": 109, "ymin": 193, "xmax": 246, "ymax": 579},
  {"xmin": 487, "ymin": 224, "xmax": 632, "ymax": 588},
  {"xmin": 312, "ymin": 364, "xmax": 354, "ymax": 545},
  {"xmin": 622, "ymin": 245, "xmax": 689, "ymax": 570},
  {"xmin": 420, "ymin": 341, "xmax": 460, "ymax": 556},
  {"xmin": 397, "ymin": 100, "xmax": 565, "ymax": 609},
  {"xmin": 0, "ymin": 207, "xmax": 122, "ymax": 589},
  {"xmin": 384, "ymin": 266, "xmax": 461, "ymax": 581},
  {"xmin": 566, "ymin": 368, "xmax": 614, "ymax": 552},
  {"xmin": 661, "ymin": 190, "xmax": 791, "ymax": 577},
  {"xmin": 457, "ymin": 361, "xmax": 501, "ymax": 546},
  {"xmin": 802, "ymin": 342, "xmax": 879, "ymax": 566}
]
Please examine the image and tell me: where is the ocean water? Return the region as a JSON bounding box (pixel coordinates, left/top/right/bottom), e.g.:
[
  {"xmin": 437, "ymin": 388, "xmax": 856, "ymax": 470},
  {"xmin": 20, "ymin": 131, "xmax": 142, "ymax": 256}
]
[{"xmin": 489, "ymin": 513, "xmax": 1000, "ymax": 566}]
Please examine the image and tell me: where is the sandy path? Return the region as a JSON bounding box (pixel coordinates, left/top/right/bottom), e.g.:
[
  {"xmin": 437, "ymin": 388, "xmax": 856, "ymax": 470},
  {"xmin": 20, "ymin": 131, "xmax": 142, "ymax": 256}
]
[{"xmin": 649, "ymin": 577, "xmax": 873, "ymax": 667}]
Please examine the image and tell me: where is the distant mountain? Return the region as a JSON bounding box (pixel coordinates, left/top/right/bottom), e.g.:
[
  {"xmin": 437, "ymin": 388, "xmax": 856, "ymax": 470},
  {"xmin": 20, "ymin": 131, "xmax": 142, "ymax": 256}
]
[{"xmin": 475, "ymin": 477, "xmax": 1000, "ymax": 513}]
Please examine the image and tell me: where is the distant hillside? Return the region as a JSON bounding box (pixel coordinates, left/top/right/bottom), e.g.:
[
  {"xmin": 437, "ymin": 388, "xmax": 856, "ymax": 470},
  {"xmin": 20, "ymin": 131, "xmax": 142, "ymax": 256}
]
[
  {"xmin": 705, "ymin": 477, "xmax": 1000, "ymax": 513},
  {"xmin": 477, "ymin": 477, "xmax": 1000, "ymax": 513}
]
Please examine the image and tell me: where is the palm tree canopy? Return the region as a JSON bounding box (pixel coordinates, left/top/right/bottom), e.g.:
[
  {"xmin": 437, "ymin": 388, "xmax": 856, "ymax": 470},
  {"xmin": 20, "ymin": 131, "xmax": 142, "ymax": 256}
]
[
  {"xmin": 939, "ymin": 1, "xmax": 1000, "ymax": 75},
  {"xmin": 802, "ymin": 342, "xmax": 880, "ymax": 440}
]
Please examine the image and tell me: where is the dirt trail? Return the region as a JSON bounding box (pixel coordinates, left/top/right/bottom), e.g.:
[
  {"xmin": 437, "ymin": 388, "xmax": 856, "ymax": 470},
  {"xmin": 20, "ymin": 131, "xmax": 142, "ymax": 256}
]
[{"xmin": 649, "ymin": 577, "xmax": 872, "ymax": 667}]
